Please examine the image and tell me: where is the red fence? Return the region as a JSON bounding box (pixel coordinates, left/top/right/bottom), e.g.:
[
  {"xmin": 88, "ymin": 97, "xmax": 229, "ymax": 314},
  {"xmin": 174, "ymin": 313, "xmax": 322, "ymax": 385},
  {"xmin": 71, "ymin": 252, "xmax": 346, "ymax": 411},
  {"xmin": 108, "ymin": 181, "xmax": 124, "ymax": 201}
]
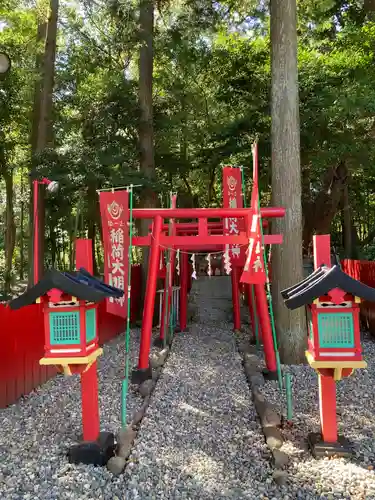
[
  {"xmin": 341, "ymin": 259, "xmax": 375, "ymax": 334},
  {"xmin": 0, "ymin": 264, "xmax": 142, "ymax": 408}
]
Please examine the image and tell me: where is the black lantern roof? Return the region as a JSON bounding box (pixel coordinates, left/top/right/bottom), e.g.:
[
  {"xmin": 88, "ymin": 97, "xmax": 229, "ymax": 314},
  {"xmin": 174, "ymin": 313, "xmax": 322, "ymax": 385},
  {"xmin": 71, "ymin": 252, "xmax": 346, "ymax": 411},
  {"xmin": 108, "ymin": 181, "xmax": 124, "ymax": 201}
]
[
  {"xmin": 65, "ymin": 268, "xmax": 124, "ymax": 298},
  {"xmin": 281, "ymin": 265, "xmax": 375, "ymax": 310},
  {"xmin": 9, "ymin": 268, "xmax": 124, "ymax": 310}
]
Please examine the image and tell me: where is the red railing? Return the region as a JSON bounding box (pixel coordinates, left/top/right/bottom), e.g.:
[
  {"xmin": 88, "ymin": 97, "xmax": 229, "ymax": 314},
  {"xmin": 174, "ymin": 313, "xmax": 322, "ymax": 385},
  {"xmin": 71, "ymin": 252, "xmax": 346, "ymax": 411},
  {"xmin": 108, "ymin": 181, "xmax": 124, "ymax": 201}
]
[
  {"xmin": 0, "ymin": 264, "xmax": 142, "ymax": 408},
  {"xmin": 341, "ymin": 259, "xmax": 375, "ymax": 334}
]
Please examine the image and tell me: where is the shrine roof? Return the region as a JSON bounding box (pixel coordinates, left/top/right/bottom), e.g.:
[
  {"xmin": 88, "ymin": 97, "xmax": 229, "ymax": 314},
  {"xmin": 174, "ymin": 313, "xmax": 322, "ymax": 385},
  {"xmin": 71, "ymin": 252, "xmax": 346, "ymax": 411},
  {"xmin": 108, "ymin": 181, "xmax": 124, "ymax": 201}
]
[
  {"xmin": 281, "ymin": 264, "xmax": 375, "ymax": 310},
  {"xmin": 9, "ymin": 268, "xmax": 124, "ymax": 310},
  {"xmin": 65, "ymin": 268, "xmax": 124, "ymax": 298}
]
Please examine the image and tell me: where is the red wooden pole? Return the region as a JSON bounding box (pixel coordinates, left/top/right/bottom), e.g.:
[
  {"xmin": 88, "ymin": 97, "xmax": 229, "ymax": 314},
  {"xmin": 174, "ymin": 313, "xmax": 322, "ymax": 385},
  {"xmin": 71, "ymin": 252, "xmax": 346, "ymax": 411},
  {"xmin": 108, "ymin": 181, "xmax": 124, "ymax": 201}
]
[
  {"xmin": 75, "ymin": 238, "xmax": 99, "ymax": 442},
  {"xmin": 75, "ymin": 239, "xmax": 93, "ymax": 273},
  {"xmin": 138, "ymin": 215, "xmax": 163, "ymax": 370},
  {"xmin": 254, "ymin": 284, "xmax": 277, "ymax": 372},
  {"xmin": 33, "ymin": 180, "xmax": 39, "ymax": 285},
  {"xmin": 318, "ymin": 374, "xmax": 338, "ymax": 442},
  {"xmin": 81, "ymin": 362, "xmax": 100, "ymax": 441},
  {"xmin": 179, "ymin": 251, "xmax": 189, "ymax": 331},
  {"xmin": 133, "ymin": 207, "xmax": 285, "ymax": 219},
  {"xmin": 231, "ymin": 266, "xmax": 241, "ymax": 331}
]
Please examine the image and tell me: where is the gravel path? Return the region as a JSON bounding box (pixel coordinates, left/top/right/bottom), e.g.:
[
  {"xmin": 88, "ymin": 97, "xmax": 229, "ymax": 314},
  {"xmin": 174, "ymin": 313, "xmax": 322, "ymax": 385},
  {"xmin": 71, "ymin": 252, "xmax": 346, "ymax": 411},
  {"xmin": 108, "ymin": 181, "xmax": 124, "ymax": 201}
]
[
  {"xmin": 0, "ymin": 329, "xmax": 148, "ymax": 500},
  {"xmin": 4, "ymin": 275, "xmax": 375, "ymax": 499},
  {"xmin": 259, "ymin": 335, "xmax": 375, "ymax": 499},
  {"xmin": 124, "ymin": 277, "xmax": 274, "ymax": 499}
]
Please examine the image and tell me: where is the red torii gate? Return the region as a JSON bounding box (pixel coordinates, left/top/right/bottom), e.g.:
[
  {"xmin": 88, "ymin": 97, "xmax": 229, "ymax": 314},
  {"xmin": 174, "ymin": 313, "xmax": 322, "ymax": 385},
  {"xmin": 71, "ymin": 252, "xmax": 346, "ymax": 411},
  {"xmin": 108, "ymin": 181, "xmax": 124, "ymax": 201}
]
[{"xmin": 131, "ymin": 206, "xmax": 285, "ymax": 383}]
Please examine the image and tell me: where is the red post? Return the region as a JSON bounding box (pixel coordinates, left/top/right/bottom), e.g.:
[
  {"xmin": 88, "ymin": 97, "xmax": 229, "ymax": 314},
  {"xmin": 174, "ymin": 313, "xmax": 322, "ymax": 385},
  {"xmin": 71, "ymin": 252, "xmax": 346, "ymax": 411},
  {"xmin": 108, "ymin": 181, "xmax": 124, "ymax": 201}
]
[
  {"xmin": 81, "ymin": 362, "xmax": 100, "ymax": 441},
  {"xmin": 76, "ymin": 239, "xmax": 100, "ymax": 442},
  {"xmin": 313, "ymin": 234, "xmax": 331, "ymax": 269},
  {"xmin": 75, "ymin": 239, "xmax": 93, "ymax": 274},
  {"xmin": 33, "ymin": 180, "xmax": 39, "ymax": 285},
  {"xmin": 138, "ymin": 215, "xmax": 163, "ymax": 370},
  {"xmin": 318, "ymin": 374, "xmax": 338, "ymax": 442},
  {"xmin": 179, "ymin": 251, "xmax": 189, "ymax": 331},
  {"xmin": 254, "ymin": 284, "xmax": 277, "ymax": 372},
  {"xmin": 231, "ymin": 266, "xmax": 241, "ymax": 331}
]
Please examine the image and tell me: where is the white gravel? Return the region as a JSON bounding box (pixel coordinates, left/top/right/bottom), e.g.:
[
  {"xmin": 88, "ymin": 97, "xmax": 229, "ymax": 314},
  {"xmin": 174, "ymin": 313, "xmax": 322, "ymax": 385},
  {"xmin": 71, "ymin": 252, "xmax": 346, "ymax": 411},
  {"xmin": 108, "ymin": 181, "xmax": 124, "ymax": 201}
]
[
  {"xmin": 259, "ymin": 335, "xmax": 375, "ymax": 499},
  {"xmin": 0, "ymin": 329, "xmax": 146, "ymax": 500},
  {"xmin": 124, "ymin": 277, "xmax": 276, "ymax": 499},
  {"xmin": 4, "ymin": 275, "xmax": 375, "ymax": 499}
]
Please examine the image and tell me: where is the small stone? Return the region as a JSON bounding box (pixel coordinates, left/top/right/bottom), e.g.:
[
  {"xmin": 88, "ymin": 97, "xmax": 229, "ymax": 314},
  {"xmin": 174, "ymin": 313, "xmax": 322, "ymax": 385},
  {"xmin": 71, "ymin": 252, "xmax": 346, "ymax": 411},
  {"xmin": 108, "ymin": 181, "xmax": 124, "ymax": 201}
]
[
  {"xmin": 263, "ymin": 426, "xmax": 283, "ymax": 449},
  {"xmin": 138, "ymin": 379, "xmax": 154, "ymax": 397},
  {"xmin": 244, "ymin": 361, "xmax": 259, "ymax": 379},
  {"xmin": 117, "ymin": 425, "xmax": 137, "ymax": 448},
  {"xmin": 272, "ymin": 449, "xmax": 289, "ymax": 468},
  {"xmin": 273, "ymin": 469, "xmax": 288, "ymax": 486},
  {"xmin": 250, "ymin": 373, "xmax": 265, "ymax": 389},
  {"xmin": 132, "ymin": 397, "xmax": 150, "ymax": 426},
  {"xmin": 107, "ymin": 456, "xmax": 126, "ymax": 475},
  {"xmin": 261, "ymin": 407, "xmax": 281, "ymax": 428}
]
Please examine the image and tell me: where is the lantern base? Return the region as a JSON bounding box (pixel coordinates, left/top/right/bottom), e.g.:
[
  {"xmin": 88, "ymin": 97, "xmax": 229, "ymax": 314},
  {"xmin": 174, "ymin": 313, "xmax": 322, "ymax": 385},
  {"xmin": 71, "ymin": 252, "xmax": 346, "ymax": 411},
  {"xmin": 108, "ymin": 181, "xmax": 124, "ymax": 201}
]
[
  {"xmin": 67, "ymin": 431, "xmax": 115, "ymax": 466},
  {"xmin": 40, "ymin": 348, "xmax": 103, "ymax": 376},
  {"xmin": 307, "ymin": 432, "xmax": 352, "ymax": 459},
  {"xmin": 131, "ymin": 365, "xmax": 153, "ymax": 384},
  {"xmin": 263, "ymin": 369, "xmax": 278, "ymax": 381}
]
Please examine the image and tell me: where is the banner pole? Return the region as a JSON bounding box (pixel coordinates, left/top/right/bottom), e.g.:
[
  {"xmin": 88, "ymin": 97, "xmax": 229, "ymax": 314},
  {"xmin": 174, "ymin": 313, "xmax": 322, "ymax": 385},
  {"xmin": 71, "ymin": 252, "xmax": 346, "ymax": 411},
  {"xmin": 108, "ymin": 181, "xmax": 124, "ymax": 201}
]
[{"xmin": 122, "ymin": 185, "xmax": 134, "ymax": 427}]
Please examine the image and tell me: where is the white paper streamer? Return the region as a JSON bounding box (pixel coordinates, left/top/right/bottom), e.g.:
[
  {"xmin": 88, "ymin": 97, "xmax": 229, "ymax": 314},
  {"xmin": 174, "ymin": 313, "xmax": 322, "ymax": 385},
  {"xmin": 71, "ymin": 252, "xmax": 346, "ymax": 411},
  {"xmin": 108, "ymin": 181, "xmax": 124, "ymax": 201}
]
[
  {"xmin": 191, "ymin": 253, "xmax": 197, "ymax": 280},
  {"xmin": 206, "ymin": 253, "xmax": 212, "ymax": 277},
  {"xmin": 176, "ymin": 249, "xmax": 180, "ymax": 276},
  {"xmin": 223, "ymin": 247, "xmax": 232, "ymax": 275}
]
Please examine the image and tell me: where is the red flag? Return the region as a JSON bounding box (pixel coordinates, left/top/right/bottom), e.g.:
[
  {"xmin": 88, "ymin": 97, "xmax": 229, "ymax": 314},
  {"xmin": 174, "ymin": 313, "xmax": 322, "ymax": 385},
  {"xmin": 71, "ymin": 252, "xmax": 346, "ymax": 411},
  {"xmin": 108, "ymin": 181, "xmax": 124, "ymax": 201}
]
[
  {"xmin": 99, "ymin": 190, "xmax": 129, "ymax": 318},
  {"xmin": 240, "ymin": 143, "xmax": 266, "ymax": 284},
  {"xmin": 222, "ymin": 166, "xmax": 246, "ymax": 265}
]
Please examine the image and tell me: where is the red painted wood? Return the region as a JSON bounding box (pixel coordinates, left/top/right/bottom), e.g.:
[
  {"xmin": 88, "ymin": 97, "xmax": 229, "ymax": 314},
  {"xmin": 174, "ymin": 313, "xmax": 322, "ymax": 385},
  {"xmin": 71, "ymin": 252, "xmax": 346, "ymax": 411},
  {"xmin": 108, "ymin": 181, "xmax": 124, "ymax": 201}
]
[
  {"xmin": 319, "ymin": 374, "xmax": 338, "ymax": 442},
  {"xmin": 81, "ymin": 361, "xmax": 100, "ymax": 441},
  {"xmin": 0, "ymin": 264, "xmax": 142, "ymax": 409}
]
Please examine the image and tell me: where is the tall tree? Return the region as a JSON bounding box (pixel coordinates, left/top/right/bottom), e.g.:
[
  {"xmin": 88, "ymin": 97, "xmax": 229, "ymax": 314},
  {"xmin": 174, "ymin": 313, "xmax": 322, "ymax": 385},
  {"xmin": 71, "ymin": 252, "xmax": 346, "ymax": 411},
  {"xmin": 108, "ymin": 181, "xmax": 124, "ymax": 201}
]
[
  {"xmin": 270, "ymin": 0, "xmax": 306, "ymax": 364},
  {"xmin": 138, "ymin": 0, "xmax": 156, "ymax": 219},
  {"xmin": 29, "ymin": 0, "xmax": 59, "ymax": 284}
]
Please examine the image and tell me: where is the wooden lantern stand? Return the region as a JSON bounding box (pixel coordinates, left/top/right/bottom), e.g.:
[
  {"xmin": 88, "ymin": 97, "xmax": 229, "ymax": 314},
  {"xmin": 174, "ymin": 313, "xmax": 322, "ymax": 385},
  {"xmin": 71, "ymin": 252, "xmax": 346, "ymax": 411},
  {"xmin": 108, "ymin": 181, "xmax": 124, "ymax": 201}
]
[
  {"xmin": 282, "ymin": 234, "xmax": 375, "ymax": 458},
  {"xmin": 9, "ymin": 239, "xmax": 124, "ymax": 466}
]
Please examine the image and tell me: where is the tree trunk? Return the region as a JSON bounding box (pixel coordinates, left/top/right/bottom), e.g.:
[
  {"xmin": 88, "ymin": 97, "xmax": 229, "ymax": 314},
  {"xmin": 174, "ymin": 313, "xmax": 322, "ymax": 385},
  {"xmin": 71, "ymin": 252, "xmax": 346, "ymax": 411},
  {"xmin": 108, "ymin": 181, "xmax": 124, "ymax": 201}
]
[
  {"xmin": 302, "ymin": 162, "xmax": 348, "ymax": 251},
  {"xmin": 138, "ymin": 0, "xmax": 156, "ymax": 293},
  {"xmin": 87, "ymin": 184, "xmax": 99, "ymax": 276},
  {"xmin": 20, "ymin": 173, "xmax": 25, "ymax": 281},
  {"xmin": 364, "ymin": 0, "xmax": 375, "ymax": 19},
  {"xmin": 29, "ymin": 0, "xmax": 59, "ymax": 285},
  {"xmin": 270, "ymin": 0, "xmax": 306, "ymax": 364},
  {"xmin": 342, "ymin": 183, "xmax": 352, "ymax": 258},
  {"xmin": 4, "ymin": 170, "xmax": 16, "ymax": 295}
]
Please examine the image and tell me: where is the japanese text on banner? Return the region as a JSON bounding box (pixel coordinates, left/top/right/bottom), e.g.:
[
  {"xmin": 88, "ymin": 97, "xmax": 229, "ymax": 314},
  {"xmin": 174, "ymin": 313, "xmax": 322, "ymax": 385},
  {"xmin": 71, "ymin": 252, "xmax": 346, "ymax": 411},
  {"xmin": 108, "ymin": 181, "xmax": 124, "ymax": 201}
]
[
  {"xmin": 222, "ymin": 167, "xmax": 244, "ymax": 263},
  {"xmin": 99, "ymin": 191, "xmax": 129, "ymax": 319}
]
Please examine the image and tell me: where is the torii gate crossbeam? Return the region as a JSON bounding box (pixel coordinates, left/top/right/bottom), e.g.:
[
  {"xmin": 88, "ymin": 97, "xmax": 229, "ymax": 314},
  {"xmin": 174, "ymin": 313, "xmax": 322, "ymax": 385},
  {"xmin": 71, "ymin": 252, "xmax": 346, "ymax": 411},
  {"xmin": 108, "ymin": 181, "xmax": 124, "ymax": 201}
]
[{"xmin": 131, "ymin": 206, "xmax": 285, "ymax": 383}]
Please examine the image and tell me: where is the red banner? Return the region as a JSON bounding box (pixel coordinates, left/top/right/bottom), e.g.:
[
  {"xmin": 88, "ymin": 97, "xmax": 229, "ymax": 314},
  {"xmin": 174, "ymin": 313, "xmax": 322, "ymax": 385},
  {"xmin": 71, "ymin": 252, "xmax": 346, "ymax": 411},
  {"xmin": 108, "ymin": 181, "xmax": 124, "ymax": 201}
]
[
  {"xmin": 99, "ymin": 190, "xmax": 129, "ymax": 318},
  {"xmin": 222, "ymin": 166, "xmax": 245, "ymax": 265},
  {"xmin": 240, "ymin": 143, "xmax": 266, "ymax": 284}
]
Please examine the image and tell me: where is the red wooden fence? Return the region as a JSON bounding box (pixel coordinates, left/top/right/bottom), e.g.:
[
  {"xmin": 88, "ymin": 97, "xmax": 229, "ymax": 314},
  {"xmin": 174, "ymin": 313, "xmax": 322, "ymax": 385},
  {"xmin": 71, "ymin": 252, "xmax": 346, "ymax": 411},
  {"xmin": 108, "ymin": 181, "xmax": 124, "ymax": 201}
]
[
  {"xmin": 0, "ymin": 264, "xmax": 142, "ymax": 408},
  {"xmin": 341, "ymin": 259, "xmax": 375, "ymax": 334}
]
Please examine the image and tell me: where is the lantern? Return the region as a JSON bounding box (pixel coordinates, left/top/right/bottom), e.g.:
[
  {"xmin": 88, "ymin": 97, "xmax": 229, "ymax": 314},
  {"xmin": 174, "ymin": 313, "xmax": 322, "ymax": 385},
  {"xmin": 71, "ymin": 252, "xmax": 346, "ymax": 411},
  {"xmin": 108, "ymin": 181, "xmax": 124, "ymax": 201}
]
[
  {"xmin": 281, "ymin": 235, "xmax": 375, "ymax": 458},
  {"xmin": 10, "ymin": 268, "xmax": 124, "ymax": 375}
]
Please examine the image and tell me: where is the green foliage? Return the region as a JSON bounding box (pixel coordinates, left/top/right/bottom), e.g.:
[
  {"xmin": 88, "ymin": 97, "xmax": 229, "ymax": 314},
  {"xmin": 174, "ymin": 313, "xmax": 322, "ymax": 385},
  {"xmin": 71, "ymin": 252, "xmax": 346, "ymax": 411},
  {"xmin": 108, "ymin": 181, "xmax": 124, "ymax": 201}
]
[{"xmin": 2, "ymin": 0, "xmax": 375, "ymax": 287}]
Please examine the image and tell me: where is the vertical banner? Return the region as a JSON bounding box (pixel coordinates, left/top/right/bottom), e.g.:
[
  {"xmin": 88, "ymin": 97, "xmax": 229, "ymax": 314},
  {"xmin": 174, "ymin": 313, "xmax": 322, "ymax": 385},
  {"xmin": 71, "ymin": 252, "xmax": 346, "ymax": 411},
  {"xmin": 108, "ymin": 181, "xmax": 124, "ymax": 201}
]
[
  {"xmin": 99, "ymin": 190, "xmax": 129, "ymax": 318},
  {"xmin": 240, "ymin": 143, "xmax": 266, "ymax": 284},
  {"xmin": 222, "ymin": 166, "xmax": 245, "ymax": 265}
]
